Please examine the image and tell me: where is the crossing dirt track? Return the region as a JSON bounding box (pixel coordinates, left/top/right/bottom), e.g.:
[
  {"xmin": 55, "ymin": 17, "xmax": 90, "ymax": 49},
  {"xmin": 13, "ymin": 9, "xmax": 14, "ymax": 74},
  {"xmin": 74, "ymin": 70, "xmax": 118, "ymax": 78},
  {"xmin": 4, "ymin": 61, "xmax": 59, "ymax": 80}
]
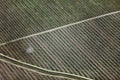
[{"xmin": 0, "ymin": 0, "xmax": 120, "ymax": 80}]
